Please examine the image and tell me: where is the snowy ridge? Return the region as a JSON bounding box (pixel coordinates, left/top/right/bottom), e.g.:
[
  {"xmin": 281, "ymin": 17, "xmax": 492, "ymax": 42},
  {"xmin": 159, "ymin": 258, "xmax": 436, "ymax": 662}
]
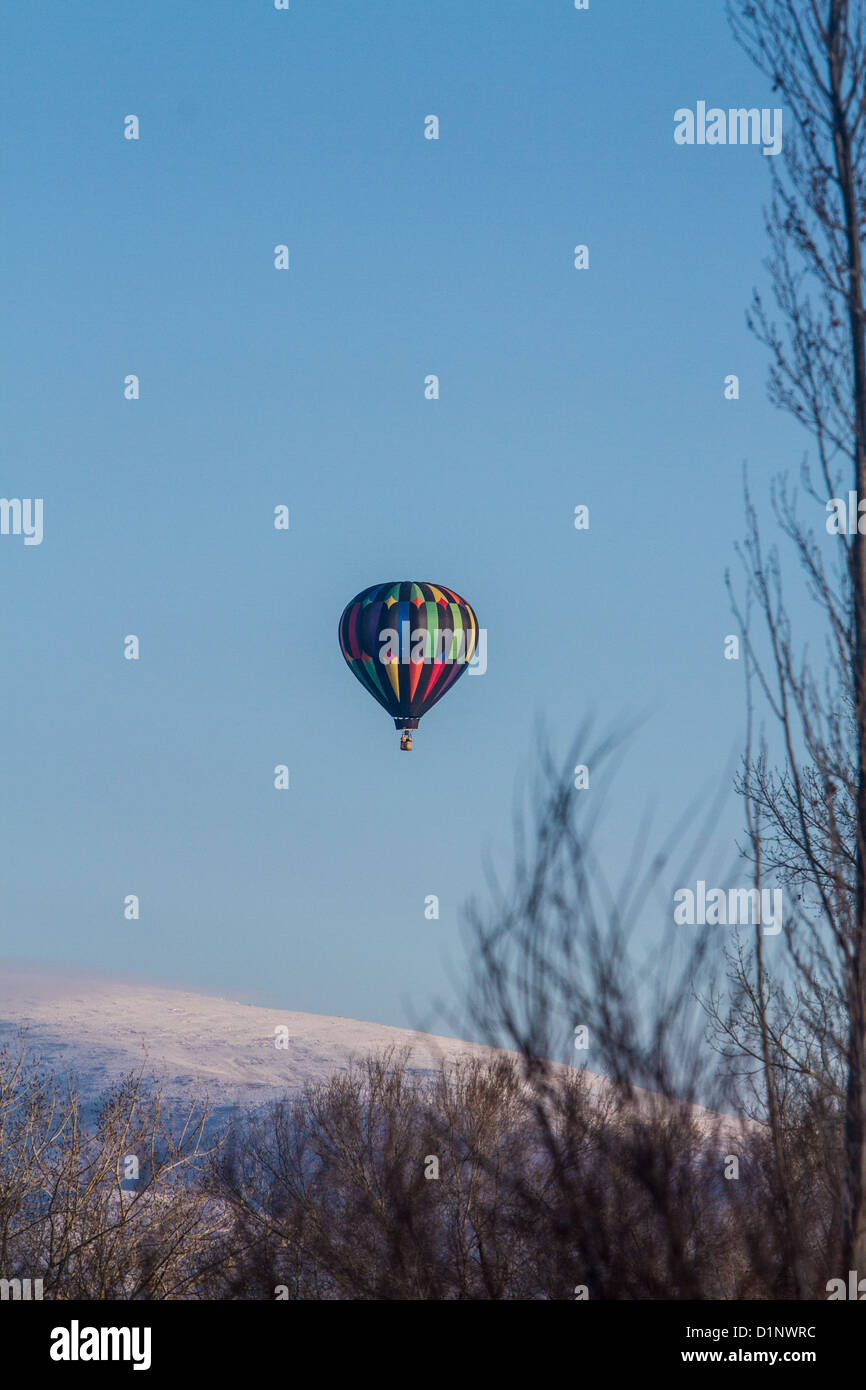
[
  {"xmin": 0, "ymin": 965, "xmax": 509, "ymax": 1127},
  {"xmin": 0, "ymin": 964, "xmax": 741, "ymax": 1138}
]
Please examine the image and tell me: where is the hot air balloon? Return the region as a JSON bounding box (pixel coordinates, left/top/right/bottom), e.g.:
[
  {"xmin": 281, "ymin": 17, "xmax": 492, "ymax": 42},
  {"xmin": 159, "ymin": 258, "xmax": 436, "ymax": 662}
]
[{"xmin": 338, "ymin": 581, "xmax": 479, "ymax": 750}]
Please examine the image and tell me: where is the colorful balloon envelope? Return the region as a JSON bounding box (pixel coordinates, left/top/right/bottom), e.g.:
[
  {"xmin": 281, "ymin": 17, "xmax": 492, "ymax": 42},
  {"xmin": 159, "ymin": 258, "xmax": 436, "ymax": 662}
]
[{"xmin": 338, "ymin": 581, "xmax": 479, "ymax": 749}]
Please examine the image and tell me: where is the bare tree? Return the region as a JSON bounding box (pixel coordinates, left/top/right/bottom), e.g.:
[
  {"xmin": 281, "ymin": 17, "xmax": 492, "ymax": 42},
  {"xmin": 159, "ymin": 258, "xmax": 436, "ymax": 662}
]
[
  {"xmin": 725, "ymin": 0, "xmax": 866, "ymax": 1271},
  {"xmin": 0, "ymin": 1045, "xmax": 227, "ymax": 1298},
  {"xmin": 457, "ymin": 730, "xmax": 834, "ymax": 1297},
  {"xmin": 212, "ymin": 1047, "xmax": 559, "ymax": 1300}
]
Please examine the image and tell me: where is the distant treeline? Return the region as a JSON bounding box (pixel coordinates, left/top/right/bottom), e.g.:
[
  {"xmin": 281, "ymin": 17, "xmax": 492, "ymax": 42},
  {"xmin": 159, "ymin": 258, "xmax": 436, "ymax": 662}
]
[{"xmin": 0, "ymin": 1043, "xmax": 838, "ymax": 1300}]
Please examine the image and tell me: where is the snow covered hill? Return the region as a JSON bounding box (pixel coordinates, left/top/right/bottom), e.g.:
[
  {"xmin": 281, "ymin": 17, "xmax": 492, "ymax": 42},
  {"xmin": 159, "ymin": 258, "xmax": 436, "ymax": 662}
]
[
  {"xmin": 0, "ymin": 963, "xmax": 742, "ymax": 1139},
  {"xmin": 0, "ymin": 964, "xmax": 506, "ymax": 1128}
]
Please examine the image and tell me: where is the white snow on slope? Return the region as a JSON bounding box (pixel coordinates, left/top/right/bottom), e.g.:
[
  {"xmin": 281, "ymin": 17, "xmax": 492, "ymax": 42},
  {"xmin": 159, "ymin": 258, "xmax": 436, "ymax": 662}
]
[
  {"xmin": 0, "ymin": 964, "xmax": 743, "ymax": 1139},
  {"xmin": 0, "ymin": 964, "xmax": 508, "ymax": 1126}
]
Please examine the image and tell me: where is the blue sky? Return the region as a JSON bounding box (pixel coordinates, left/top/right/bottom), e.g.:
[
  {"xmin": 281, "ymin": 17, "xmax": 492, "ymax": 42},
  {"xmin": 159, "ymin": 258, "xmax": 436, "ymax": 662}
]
[{"xmin": 0, "ymin": 1, "xmax": 815, "ymax": 1031}]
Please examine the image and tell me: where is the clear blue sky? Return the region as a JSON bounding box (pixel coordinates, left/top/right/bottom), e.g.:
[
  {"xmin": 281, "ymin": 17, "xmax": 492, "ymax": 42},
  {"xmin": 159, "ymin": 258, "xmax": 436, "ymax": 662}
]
[{"xmin": 0, "ymin": 1, "xmax": 812, "ymax": 1030}]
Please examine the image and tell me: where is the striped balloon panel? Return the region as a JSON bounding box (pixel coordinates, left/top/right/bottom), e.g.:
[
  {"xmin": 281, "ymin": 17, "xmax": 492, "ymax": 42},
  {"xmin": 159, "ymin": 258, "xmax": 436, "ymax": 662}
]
[{"xmin": 338, "ymin": 580, "xmax": 479, "ymax": 723}]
